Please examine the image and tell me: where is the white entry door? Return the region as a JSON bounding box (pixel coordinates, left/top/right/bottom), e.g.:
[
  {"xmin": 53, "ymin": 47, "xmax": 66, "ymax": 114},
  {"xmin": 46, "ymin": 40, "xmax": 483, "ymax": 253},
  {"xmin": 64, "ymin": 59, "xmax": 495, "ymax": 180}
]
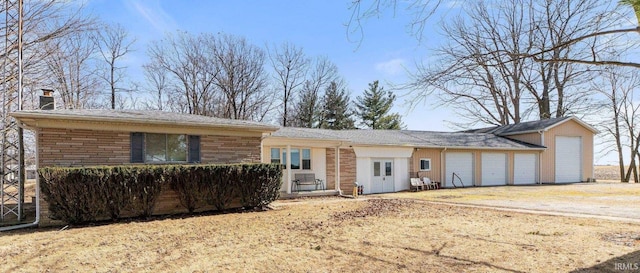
[{"xmin": 371, "ymin": 159, "xmax": 394, "ymax": 193}]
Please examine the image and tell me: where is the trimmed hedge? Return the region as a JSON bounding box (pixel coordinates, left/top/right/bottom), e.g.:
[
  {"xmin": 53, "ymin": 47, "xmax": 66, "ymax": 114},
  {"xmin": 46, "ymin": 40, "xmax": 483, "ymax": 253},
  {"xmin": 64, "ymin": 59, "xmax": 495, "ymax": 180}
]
[{"xmin": 38, "ymin": 163, "xmax": 282, "ymax": 224}]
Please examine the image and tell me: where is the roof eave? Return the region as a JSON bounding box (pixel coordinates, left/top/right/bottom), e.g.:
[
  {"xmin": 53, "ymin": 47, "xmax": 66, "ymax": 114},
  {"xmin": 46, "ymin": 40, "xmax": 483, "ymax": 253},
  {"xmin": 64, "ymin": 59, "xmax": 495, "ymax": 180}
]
[{"xmin": 10, "ymin": 112, "xmax": 279, "ymax": 133}]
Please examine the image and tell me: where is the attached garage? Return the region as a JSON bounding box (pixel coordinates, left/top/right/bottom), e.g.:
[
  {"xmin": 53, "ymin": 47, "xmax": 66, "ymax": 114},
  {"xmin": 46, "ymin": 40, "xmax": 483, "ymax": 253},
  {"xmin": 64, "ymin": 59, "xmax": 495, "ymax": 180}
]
[
  {"xmin": 513, "ymin": 153, "xmax": 537, "ymax": 185},
  {"xmin": 555, "ymin": 136, "xmax": 582, "ymax": 183},
  {"xmin": 445, "ymin": 152, "xmax": 474, "ymax": 187},
  {"xmin": 481, "ymin": 153, "xmax": 507, "ymax": 186}
]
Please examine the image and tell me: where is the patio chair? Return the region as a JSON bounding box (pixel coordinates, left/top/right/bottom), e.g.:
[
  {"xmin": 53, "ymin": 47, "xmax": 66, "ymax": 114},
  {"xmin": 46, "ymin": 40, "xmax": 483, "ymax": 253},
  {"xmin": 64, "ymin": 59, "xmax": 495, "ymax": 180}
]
[
  {"xmin": 410, "ymin": 178, "xmax": 424, "ymax": 191},
  {"xmin": 422, "ymin": 177, "xmax": 439, "ymax": 190}
]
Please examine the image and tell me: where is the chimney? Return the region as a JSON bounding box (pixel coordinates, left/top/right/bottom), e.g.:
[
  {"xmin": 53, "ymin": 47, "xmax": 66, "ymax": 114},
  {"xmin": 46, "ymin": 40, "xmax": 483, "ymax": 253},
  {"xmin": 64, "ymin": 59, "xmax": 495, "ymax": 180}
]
[{"xmin": 39, "ymin": 88, "xmax": 55, "ymax": 110}]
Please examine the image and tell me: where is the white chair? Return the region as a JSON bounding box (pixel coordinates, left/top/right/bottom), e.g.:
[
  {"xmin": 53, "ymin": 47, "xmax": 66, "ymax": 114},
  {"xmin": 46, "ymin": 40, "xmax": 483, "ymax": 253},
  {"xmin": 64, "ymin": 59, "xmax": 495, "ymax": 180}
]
[
  {"xmin": 422, "ymin": 177, "xmax": 438, "ymax": 190},
  {"xmin": 410, "ymin": 178, "xmax": 424, "ymax": 191}
]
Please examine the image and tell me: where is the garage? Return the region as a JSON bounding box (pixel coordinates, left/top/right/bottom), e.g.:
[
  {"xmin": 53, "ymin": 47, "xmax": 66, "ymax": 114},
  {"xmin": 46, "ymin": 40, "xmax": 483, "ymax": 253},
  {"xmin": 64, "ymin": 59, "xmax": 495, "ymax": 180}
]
[
  {"xmin": 445, "ymin": 152, "xmax": 474, "ymax": 187},
  {"xmin": 514, "ymin": 153, "xmax": 537, "ymax": 185},
  {"xmin": 555, "ymin": 136, "xmax": 582, "ymax": 183},
  {"xmin": 481, "ymin": 153, "xmax": 507, "ymax": 186}
]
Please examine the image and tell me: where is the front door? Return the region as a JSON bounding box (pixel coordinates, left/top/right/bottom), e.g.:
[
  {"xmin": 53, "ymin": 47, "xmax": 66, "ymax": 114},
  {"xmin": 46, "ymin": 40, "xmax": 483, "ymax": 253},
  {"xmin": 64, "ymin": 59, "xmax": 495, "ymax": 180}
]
[{"xmin": 371, "ymin": 159, "xmax": 394, "ymax": 193}]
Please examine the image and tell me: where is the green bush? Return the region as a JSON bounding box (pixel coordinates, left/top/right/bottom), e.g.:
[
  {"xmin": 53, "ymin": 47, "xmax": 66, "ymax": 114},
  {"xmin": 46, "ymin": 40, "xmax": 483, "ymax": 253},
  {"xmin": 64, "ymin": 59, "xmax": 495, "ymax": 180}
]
[{"xmin": 38, "ymin": 163, "xmax": 282, "ymax": 224}]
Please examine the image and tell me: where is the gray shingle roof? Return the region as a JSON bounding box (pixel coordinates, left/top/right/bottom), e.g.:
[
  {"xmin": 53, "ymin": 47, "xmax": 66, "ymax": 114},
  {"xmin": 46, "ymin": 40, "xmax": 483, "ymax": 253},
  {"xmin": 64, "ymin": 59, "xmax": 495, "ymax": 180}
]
[
  {"xmin": 463, "ymin": 116, "xmax": 598, "ymax": 136},
  {"xmin": 12, "ymin": 109, "xmax": 279, "ymax": 131},
  {"xmin": 271, "ymin": 127, "xmax": 544, "ymax": 149},
  {"xmin": 481, "ymin": 116, "xmax": 572, "ymax": 135}
]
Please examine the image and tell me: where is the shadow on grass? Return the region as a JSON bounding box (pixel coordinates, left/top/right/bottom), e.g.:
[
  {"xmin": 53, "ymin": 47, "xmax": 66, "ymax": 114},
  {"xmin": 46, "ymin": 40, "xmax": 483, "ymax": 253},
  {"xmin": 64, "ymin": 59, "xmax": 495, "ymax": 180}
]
[
  {"xmin": 0, "ymin": 205, "xmax": 270, "ymax": 235},
  {"xmin": 570, "ymin": 250, "xmax": 640, "ymax": 273}
]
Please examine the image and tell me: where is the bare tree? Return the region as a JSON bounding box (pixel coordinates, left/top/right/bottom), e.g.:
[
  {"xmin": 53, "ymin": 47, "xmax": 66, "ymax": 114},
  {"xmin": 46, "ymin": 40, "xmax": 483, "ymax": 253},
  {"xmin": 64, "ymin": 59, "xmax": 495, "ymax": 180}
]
[
  {"xmin": 0, "ymin": 0, "xmax": 95, "ymax": 110},
  {"xmin": 407, "ymin": 0, "xmax": 606, "ymax": 126},
  {"xmin": 592, "ymin": 66, "xmax": 640, "ymax": 181},
  {"xmin": 211, "ymin": 34, "xmax": 272, "ymax": 120},
  {"xmin": 43, "ymin": 30, "xmax": 102, "ymax": 109},
  {"xmin": 142, "ymin": 62, "xmax": 170, "ymax": 111},
  {"xmin": 146, "ymin": 31, "xmax": 220, "ymax": 116},
  {"xmin": 347, "ymin": 0, "xmax": 443, "ymax": 45},
  {"xmin": 268, "ymin": 42, "xmax": 309, "ymax": 126},
  {"xmin": 145, "ymin": 32, "xmax": 275, "ymax": 121},
  {"xmin": 92, "ymin": 23, "xmax": 135, "ymax": 109}
]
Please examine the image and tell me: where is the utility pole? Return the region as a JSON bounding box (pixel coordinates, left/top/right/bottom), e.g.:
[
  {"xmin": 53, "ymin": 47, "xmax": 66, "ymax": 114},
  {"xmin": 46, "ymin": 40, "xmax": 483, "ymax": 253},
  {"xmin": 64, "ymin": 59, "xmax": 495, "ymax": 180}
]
[{"xmin": 1, "ymin": 0, "xmax": 24, "ymax": 222}]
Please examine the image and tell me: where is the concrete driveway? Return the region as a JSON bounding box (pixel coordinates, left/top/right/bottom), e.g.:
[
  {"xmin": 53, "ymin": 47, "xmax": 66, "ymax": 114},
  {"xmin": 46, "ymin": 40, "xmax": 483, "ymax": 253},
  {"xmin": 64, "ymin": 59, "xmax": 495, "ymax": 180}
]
[{"xmin": 383, "ymin": 182, "xmax": 640, "ymax": 222}]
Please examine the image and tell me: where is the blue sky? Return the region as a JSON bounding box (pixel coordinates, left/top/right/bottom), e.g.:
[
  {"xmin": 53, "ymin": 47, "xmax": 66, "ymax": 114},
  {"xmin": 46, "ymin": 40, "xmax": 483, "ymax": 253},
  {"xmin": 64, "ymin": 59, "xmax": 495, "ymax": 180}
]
[{"xmin": 83, "ymin": 0, "xmax": 456, "ymax": 131}]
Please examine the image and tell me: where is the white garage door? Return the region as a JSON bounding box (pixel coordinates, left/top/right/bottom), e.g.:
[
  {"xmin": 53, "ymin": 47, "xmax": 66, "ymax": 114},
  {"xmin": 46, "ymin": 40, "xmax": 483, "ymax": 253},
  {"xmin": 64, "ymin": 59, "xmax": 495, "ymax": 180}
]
[
  {"xmin": 445, "ymin": 152, "xmax": 474, "ymax": 187},
  {"xmin": 555, "ymin": 136, "xmax": 582, "ymax": 183},
  {"xmin": 481, "ymin": 153, "xmax": 507, "ymax": 186},
  {"xmin": 514, "ymin": 153, "xmax": 537, "ymax": 185}
]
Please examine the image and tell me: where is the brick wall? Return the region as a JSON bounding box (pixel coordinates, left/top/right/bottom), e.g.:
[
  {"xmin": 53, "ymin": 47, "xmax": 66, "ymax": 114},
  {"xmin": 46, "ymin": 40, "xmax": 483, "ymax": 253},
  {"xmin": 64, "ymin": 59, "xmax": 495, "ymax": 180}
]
[
  {"xmin": 38, "ymin": 128, "xmax": 262, "ymax": 167},
  {"xmin": 36, "ymin": 128, "xmax": 261, "ymax": 226},
  {"xmin": 38, "ymin": 128, "xmax": 130, "ymax": 167},
  {"xmin": 326, "ymin": 148, "xmax": 357, "ymax": 193},
  {"xmin": 200, "ymin": 135, "xmax": 261, "ymax": 163}
]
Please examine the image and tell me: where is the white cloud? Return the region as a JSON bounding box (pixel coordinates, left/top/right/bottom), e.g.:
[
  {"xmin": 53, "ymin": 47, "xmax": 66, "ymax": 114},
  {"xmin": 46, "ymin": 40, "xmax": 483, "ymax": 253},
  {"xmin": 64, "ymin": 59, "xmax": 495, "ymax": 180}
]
[
  {"xmin": 375, "ymin": 58, "xmax": 406, "ymax": 76},
  {"xmin": 128, "ymin": 1, "xmax": 178, "ymax": 34}
]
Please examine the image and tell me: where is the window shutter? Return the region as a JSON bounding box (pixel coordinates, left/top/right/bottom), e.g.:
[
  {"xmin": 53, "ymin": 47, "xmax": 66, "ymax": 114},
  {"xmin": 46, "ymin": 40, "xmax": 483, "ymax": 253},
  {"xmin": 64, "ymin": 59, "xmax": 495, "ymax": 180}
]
[
  {"xmin": 131, "ymin": 133, "xmax": 144, "ymax": 163},
  {"xmin": 188, "ymin": 135, "xmax": 201, "ymax": 163}
]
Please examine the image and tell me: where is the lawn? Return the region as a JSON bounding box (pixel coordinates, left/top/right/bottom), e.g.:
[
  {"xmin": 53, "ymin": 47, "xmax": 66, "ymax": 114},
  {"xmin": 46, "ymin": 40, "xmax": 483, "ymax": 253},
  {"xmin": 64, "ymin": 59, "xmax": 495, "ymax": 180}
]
[{"xmin": 1, "ymin": 196, "xmax": 638, "ymax": 272}]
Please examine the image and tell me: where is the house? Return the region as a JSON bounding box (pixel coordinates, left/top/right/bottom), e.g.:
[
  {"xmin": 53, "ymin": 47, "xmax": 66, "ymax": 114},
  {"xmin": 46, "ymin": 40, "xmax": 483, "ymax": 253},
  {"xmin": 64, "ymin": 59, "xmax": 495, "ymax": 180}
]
[
  {"xmin": 262, "ymin": 116, "xmax": 597, "ymax": 195},
  {"xmin": 11, "ymin": 108, "xmax": 279, "ymax": 226},
  {"xmin": 9, "ymin": 100, "xmax": 596, "ymax": 226}
]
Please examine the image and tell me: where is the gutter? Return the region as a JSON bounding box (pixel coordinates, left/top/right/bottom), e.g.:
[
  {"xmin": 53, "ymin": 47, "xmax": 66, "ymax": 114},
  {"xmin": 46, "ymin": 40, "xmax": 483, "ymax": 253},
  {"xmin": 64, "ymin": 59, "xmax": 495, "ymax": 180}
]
[{"xmin": 440, "ymin": 147, "xmax": 447, "ymax": 186}]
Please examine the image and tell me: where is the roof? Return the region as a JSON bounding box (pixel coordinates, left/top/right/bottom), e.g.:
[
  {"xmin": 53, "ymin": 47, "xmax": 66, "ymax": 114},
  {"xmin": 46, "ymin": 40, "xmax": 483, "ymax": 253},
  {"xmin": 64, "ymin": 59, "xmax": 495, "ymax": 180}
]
[
  {"xmin": 11, "ymin": 109, "xmax": 279, "ymax": 132},
  {"xmin": 464, "ymin": 116, "xmax": 598, "ymax": 136},
  {"xmin": 271, "ymin": 127, "xmax": 545, "ymax": 150}
]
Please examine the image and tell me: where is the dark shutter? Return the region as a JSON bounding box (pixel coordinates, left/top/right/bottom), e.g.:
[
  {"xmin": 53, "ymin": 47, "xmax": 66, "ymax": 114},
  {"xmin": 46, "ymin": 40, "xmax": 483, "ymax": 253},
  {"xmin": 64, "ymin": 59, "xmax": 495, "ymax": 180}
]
[
  {"xmin": 130, "ymin": 133, "xmax": 144, "ymax": 163},
  {"xmin": 188, "ymin": 135, "xmax": 201, "ymax": 163}
]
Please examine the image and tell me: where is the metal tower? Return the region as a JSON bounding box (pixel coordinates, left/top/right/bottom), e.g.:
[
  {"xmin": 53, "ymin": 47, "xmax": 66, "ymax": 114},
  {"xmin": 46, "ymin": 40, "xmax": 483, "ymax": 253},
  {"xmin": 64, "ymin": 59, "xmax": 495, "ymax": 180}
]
[{"xmin": 1, "ymin": 0, "xmax": 24, "ymax": 222}]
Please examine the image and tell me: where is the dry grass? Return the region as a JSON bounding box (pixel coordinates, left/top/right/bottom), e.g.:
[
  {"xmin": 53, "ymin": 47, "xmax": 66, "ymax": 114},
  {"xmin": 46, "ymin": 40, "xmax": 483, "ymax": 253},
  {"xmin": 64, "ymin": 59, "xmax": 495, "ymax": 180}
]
[{"xmin": 0, "ymin": 197, "xmax": 638, "ymax": 272}]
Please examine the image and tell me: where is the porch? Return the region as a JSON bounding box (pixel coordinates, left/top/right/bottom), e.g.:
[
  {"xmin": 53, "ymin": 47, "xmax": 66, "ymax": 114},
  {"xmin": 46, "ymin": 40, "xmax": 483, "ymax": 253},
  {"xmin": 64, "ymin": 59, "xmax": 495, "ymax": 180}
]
[{"xmin": 279, "ymin": 189, "xmax": 341, "ymax": 199}]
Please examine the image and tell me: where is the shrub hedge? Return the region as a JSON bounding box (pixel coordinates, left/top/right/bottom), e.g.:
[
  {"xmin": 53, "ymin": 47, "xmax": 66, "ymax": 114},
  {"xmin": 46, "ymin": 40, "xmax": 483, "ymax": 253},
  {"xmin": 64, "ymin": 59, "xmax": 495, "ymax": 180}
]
[{"xmin": 38, "ymin": 163, "xmax": 282, "ymax": 224}]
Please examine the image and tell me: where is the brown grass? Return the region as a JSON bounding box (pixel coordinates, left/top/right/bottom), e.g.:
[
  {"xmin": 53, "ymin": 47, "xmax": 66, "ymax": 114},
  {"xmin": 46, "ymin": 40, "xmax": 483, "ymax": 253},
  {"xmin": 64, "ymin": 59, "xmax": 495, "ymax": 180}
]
[{"xmin": 0, "ymin": 197, "xmax": 638, "ymax": 272}]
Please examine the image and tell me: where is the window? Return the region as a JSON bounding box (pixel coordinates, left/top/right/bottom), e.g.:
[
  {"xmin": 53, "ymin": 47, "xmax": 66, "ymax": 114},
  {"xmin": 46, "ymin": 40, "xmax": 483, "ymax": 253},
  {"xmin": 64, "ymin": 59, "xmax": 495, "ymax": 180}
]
[
  {"xmin": 420, "ymin": 158, "xmax": 431, "ymax": 171},
  {"xmin": 385, "ymin": 162, "xmax": 392, "ymax": 176},
  {"xmin": 130, "ymin": 133, "xmax": 199, "ymax": 163},
  {"xmin": 302, "ymin": 149, "xmax": 311, "ymax": 170},
  {"xmin": 271, "ymin": 147, "xmax": 311, "ymax": 170},
  {"xmin": 270, "ymin": 148, "xmax": 281, "ymax": 164},
  {"xmin": 373, "ymin": 162, "xmax": 381, "ymax": 176},
  {"xmin": 289, "ymin": 148, "xmax": 300, "ymax": 169}
]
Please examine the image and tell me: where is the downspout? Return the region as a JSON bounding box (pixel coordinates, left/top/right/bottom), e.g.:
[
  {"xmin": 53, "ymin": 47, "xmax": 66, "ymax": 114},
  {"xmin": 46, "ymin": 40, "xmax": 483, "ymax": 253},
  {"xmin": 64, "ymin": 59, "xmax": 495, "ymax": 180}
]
[
  {"xmin": 440, "ymin": 147, "xmax": 446, "ymax": 184},
  {"xmin": 286, "ymin": 144, "xmax": 292, "ymax": 194},
  {"xmin": 335, "ymin": 144, "xmax": 341, "ymax": 194},
  {"xmin": 1, "ymin": 125, "xmax": 40, "ymax": 231},
  {"xmin": 538, "ymin": 130, "xmax": 544, "ymax": 184}
]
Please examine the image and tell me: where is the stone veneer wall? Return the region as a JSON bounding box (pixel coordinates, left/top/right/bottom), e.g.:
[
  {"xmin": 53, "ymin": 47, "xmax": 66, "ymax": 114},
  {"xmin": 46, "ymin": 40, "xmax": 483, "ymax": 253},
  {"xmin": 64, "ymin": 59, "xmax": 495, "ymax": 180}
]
[{"xmin": 326, "ymin": 148, "xmax": 357, "ymax": 193}]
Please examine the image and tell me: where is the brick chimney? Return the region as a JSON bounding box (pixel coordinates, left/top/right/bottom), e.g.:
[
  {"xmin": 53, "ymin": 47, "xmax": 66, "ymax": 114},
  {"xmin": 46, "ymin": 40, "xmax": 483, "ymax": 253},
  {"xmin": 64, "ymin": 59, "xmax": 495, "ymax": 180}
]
[{"xmin": 39, "ymin": 88, "xmax": 54, "ymax": 110}]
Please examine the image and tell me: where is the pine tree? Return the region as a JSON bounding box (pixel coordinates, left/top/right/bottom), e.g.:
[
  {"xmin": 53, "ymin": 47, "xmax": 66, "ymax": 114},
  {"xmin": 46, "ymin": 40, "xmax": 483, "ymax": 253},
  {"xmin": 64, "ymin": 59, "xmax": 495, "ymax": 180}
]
[
  {"xmin": 291, "ymin": 80, "xmax": 321, "ymax": 128},
  {"xmin": 319, "ymin": 81, "xmax": 355, "ymax": 130},
  {"xmin": 355, "ymin": 80, "xmax": 404, "ymax": 129}
]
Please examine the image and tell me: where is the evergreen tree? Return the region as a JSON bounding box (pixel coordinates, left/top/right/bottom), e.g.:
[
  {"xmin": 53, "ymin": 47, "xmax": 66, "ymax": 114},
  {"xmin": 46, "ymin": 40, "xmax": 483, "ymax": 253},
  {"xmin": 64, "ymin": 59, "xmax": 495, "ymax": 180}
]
[
  {"xmin": 319, "ymin": 81, "xmax": 356, "ymax": 130},
  {"xmin": 291, "ymin": 80, "xmax": 321, "ymax": 128},
  {"xmin": 355, "ymin": 80, "xmax": 404, "ymax": 129}
]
